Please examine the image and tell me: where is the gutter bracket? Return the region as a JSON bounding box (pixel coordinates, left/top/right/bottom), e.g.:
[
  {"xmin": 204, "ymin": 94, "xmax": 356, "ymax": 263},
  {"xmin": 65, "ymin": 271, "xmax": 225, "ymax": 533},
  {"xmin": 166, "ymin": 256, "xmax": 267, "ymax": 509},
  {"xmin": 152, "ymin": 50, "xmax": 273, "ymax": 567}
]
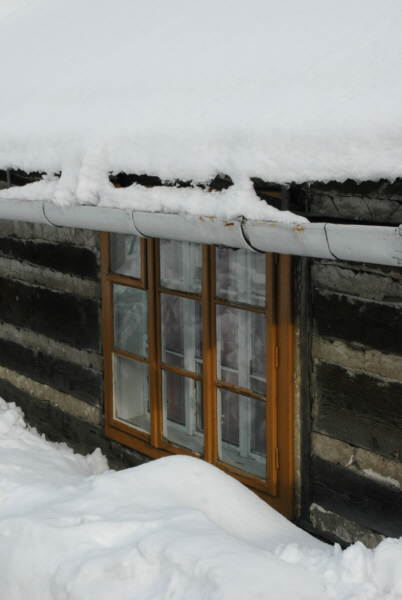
[{"xmin": 323, "ymin": 223, "xmax": 340, "ymax": 261}]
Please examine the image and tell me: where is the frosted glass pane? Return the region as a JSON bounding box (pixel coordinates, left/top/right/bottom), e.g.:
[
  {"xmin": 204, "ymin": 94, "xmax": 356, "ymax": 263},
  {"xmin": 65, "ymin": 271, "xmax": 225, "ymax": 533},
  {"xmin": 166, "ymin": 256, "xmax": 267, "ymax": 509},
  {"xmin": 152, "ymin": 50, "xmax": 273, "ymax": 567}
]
[
  {"xmin": 113, "ymin": 284, "xmax": 148, "ymax": 357},
  {"xmin": 110, "ymin": 234, "xmax": 141, "ymax": 278},
  {"xmin": 162, "ymin": 370, "xmax": 203, "ymax": 454},
  {"xmin": 160, "ymin": 239, "xmax": 202, "ymax": 294},
  {"xmin": 216, "ymin": 305, "xmax": 266, "ymax": 394},
  {"xmin": 218, "ymin": 389, "xmax": 266, "ymax": 478},
  {"xmin": 216, "ymin": 247, "xmax": 265, "ymax": 307},
  {"xmin": 161, "ymin": 294, "xmax": 202, "ymax": 374},
  {"xmin": 114, "ymin": 354, "xmax": 150, "ymax": 433}
]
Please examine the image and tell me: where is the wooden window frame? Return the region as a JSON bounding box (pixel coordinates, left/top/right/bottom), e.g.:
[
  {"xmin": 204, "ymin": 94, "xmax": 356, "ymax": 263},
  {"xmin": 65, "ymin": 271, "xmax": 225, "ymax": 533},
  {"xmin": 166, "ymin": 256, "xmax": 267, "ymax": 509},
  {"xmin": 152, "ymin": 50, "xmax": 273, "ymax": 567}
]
[{"xmin": 101, "ymin": 232, "xmax": 294, "ymax": 518}]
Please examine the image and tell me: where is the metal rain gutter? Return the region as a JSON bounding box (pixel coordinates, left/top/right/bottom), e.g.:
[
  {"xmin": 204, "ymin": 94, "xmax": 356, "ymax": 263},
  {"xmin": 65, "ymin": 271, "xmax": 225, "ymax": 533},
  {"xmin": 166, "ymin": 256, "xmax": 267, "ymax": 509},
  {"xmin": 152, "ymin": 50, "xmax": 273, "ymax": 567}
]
[{"xmin": 0, "ymin": 199, "xmax": 402, "ymax": 267}]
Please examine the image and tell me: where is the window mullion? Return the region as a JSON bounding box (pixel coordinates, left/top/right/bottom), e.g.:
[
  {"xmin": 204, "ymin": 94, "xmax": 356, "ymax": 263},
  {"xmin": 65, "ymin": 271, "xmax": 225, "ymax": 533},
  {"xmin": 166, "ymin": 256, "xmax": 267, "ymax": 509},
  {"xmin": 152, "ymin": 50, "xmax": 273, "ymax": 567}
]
[
  {"xmin": 202, "ymin": 245, "xmax": 215, "ymax": 464},
  {"xmin": 101, "ymin": 232, "xmax": 115, "ymax": 431},
  {"xmin": 265, "ymin": 253, "xmax": 278, "ymax": 495},
  {"xmin": 148, "ymin": 238, "xmax": 160, "ymax": 448}
]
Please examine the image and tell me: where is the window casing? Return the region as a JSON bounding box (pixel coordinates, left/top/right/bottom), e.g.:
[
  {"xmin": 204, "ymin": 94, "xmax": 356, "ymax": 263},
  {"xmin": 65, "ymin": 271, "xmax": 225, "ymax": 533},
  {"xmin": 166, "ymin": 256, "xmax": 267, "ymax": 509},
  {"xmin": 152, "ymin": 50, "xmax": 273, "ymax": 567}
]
[{"xmin": 101, "ymin": 233, "xmax": 294, "ymax": 515}]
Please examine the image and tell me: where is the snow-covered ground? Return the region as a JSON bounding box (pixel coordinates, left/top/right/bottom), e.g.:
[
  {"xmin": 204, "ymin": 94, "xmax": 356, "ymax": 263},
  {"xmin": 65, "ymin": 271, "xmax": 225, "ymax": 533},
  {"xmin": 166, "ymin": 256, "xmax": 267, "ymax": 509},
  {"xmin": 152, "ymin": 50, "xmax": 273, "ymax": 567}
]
[{"xmin": 0, "ymin": 398, "xmax": 401, "ymax": 600}]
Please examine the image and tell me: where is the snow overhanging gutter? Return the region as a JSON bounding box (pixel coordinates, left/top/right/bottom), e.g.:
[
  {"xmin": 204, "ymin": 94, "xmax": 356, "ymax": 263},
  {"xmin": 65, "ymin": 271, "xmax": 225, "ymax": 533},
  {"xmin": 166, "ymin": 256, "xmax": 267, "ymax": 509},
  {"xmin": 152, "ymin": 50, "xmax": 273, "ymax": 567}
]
[{"xmin": 1, "ymin": 199, "xmax": 402, "ymax": 267}]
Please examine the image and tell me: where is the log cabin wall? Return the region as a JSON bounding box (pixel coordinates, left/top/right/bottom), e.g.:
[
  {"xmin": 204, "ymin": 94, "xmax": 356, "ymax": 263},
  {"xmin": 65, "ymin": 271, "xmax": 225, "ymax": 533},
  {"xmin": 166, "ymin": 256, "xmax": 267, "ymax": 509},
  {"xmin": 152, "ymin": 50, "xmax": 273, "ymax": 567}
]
[
  {"xmin": 295, "ymin": 181, "xmax": 402, "ymax": 547},
  {"xmin": 0, "ymin": 178, "xmax": 401, "ymax": 547},
  {"xmin": 0, "ymin": 216, "xmax": 146, "ymax": 469}
]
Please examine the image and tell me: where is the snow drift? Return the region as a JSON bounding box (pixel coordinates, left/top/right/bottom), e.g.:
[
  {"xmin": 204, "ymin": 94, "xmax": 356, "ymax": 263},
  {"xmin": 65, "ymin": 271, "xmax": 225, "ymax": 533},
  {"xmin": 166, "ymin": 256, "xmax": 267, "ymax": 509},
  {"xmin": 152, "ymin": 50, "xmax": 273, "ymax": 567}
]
[{"xmin": 0, "ymin": 398, "xmax": 402, "ymax": 599}]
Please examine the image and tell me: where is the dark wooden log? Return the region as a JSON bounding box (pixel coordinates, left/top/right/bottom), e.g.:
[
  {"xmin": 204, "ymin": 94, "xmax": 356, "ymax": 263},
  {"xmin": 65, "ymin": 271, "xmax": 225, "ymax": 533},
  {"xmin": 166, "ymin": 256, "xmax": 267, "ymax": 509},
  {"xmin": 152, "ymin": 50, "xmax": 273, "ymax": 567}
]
[
  {"xmin": 313, "ymin": 289, "xmax": 402, "ymax": 355},
  {"xmin": 0, "ymin": 338, "xmax": 103, "ymax": 407},
  {"xmin": 0, "ymin": 378, "xmax": 147, "ymax": 471},
  {"xmin": 0, "ymin": 237, "xmax": 99, "ymax": 280},
  {"xmin": 0, "ymin": 277, "xmax": 101, "ymax": 351},
  {"xmin": 312, "ymin": 456, "xmax": 402, "ymax": 538},
  {"xmin": 313, "ymin": 361, "xmax": 402, "ymax": 461}
]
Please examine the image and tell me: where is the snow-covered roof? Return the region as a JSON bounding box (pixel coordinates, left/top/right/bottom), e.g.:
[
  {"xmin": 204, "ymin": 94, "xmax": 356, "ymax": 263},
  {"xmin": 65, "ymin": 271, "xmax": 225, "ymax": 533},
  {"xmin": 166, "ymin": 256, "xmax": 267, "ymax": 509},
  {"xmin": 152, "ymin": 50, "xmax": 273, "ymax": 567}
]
[{"xmin": 0, "ymin": 0, "xmax": 402, "ymax": 219}]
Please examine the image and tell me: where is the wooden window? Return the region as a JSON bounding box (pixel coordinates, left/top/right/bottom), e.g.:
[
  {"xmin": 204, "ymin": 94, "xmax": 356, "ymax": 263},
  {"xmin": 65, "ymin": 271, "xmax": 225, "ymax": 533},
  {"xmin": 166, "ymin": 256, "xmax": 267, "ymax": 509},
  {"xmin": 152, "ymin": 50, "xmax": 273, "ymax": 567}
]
[{"xmin": 101, "ymin": 233, "xmax": 294, "ymax": 517}]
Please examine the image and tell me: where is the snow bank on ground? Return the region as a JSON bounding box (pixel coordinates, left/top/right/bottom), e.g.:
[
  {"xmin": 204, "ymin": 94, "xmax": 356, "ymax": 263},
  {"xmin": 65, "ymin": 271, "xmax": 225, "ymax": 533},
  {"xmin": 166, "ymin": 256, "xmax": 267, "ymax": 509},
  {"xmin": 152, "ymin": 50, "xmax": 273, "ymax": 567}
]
[
  {"xmin": 0, "ymin": 0, "xmax": 402, "ymax": 218},
  {"xmin": 0, "ymin": 397, "xmax": 401, "ymax": 600}
]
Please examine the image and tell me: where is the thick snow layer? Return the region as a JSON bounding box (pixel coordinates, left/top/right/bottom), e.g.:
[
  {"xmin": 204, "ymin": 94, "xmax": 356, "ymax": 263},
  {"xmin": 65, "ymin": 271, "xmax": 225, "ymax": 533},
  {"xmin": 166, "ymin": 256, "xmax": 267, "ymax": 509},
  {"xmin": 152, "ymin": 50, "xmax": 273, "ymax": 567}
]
[
  {"xmin": 1, "ymin": 398, "xmax": 402, "ymax": 599},
  {"xmin": 0, "ymin": 0, "xmax": 402, "ymax": 219}
]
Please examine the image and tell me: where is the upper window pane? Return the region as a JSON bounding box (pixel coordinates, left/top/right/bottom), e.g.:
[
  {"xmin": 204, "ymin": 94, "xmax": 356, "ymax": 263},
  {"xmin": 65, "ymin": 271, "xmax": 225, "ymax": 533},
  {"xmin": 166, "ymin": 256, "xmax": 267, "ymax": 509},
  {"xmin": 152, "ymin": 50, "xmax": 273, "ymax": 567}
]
[
  {"xmin": 216, "ymin": 247, "xmax": 265, "ymax": 307},
  {"xmin": 113, "ymin": 284, "xmax": 148, "ymax": 357},
  {"xmin": 160, "ymin": 240, "xmax": 202, "ymax": 294},
  {"xmin": 110, "ymin": 234, "xmax": 141, "ymax": 278}
]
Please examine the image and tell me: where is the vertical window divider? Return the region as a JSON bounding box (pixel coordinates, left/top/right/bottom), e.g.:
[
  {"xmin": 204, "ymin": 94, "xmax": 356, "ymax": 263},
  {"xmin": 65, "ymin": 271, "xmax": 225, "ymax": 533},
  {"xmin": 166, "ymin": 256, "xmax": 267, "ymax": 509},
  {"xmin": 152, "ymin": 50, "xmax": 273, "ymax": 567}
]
[
  {"xmin": 140, "ymin": 237, "xmax": 148, "ymax": 287},
  {"xmin": 276, "ymin": 254, "xmax": 294, "ymax": 517},
  {"xmin": 100, "ymin": 232, "xmax": 115, "ymax": 434},
  {"xmin": 148, "ymin": 238, "xmax": 160, "ymax": 447},
  {"xmin": 266, "ymin": 253, "xmax": 278, "ymax": 496},
  {"xmin": 203, "ymin": 245, "xmax": 215, "ymax": 464}
]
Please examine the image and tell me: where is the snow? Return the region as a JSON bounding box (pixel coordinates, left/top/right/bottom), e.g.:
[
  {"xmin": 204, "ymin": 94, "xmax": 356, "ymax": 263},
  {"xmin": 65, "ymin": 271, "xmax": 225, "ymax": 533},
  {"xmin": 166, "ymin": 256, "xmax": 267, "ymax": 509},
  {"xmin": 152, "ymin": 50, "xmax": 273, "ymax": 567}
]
[
  {"xmin": 0, "ymin": 1, "xmax": 402, "ymax": 220},
  {"xmin": 363, "ymin": 468, "xmax": 401, "ymax": 490},
  {"xmin": 1, "ymin": 398, "xmax": 402, "ymax": 599}
]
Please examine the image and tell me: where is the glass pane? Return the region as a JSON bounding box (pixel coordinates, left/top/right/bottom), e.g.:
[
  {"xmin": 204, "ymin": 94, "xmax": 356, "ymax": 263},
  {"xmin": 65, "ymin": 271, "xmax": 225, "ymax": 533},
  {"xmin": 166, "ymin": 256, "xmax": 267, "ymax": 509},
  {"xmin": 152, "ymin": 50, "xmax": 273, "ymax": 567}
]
[
  {"xmin": 113, "ymin": 354, "xmax": 150, "ymax": 433},
  {"xmin": 160, "ymin": 239, "xmax": 202, "ymax": 294},
  {"xmin": 218, "ymin": 389, "xmax": 266, "ymax": 478},
  {"xmin": 162, "ymin": 370, "xmax": 203, "ymax": 454},
  {"xmin": 110, "ymin": 234, "xmax": 141, "ymax": 278},
  {"xmin": 113, "ymin": 284, "xmax": 148, "ymax": 357},
  {"xmin": 161, "ymin": 294, "xmax": 202, "ymax": 374},
  {"xmin": 216, "ymin": 306, "xmax": 266, "ymax": 395},
  {"xmin": 216, "ymin": 247, "xmax": 265, "ymax": 307}
]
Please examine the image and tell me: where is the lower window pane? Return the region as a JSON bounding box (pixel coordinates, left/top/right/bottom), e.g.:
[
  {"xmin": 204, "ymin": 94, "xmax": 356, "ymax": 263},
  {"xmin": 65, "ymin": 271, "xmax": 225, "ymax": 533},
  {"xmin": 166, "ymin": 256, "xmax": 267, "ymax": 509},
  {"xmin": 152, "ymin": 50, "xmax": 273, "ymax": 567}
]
[
  {"xmin": 113, "ymin": 354, "xmax": 150, "ymax": 433},
  {"xmin": 162, "ymin": 370, "xmax": 203, "ymax": 454},
  {"xmin": 218, "ymin": 389, "xmax": 266, "ymax": 478}
]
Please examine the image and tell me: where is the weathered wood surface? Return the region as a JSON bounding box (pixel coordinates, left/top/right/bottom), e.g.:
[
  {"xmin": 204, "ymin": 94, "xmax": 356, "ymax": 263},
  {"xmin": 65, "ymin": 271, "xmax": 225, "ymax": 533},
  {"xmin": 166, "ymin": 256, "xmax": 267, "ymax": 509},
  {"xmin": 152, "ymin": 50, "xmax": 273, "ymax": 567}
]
[
  {"xmin": 0, "ymin": 277, "xmax": 101, "ymax": 351},
  {"xmin": 0, "ymin": 378, "xmax": 146, "ymax": 471},
  {"xmin": 313, "ymin": 361, "xmax": 402, "ymax": 461},
  {"xmin": 312, "ymin": 456, "xmax": 402, "ymax": 538},
  {"xmin": 0, "ymin": 237, "xmax": 99, "ymax": 280},
  {"xmin": 0, "ymin": 338, "xmax": 103, "ymax": 407},
  {"xmin": 313, "ymin": 289, "xmax": 402, "ymax": 355}
]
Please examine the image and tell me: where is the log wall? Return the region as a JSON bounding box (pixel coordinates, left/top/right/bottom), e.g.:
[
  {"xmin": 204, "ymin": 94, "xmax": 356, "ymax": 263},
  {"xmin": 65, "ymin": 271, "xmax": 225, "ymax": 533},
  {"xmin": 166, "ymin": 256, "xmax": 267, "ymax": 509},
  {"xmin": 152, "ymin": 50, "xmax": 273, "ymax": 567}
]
[
  {"xmin": 297, "ymin": 180, "xmax": 402, "ymax": 547},
  {"xmin": 0, "ymin": 219, "xmax": 146, "ymax": 470}
]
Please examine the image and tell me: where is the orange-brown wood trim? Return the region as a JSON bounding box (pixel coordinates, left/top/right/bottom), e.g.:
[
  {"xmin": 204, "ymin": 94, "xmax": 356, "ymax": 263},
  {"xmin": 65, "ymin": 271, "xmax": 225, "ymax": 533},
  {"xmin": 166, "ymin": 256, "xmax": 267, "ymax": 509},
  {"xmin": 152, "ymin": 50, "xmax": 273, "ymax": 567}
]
[
  {"xmin": 109, "ymin": 416, "xmax": 151, "ymax": 443},
  {"xmin": 106, "ymin": 272, "xmax": 147, "ymax": 290},
  {"xmin": 202, "ymin": 245, "xmax": 215, "ymax": 463},
  {"xmin": 268, "ymin": 254, "xmax": 294, "ymax": 519},
  {"xmin": 213, "ymin": 297, "xmax": 266, "ymax": 313},
  {"xmin": 100, "ymin": 232, "xmax": 114, "ymax": 429},
  {"xmin": 216, "ymin": 460, "xmax": 273, "ymax": 494},
  {"xmin": 106, "ymin": 423, "xmax": 170, "ymax": 460},
  {"xmin": 214, "ymin": 380, "xmax": 266, "ymax": 402},
  {"xmin": 265, "ymin": 252, "xmax": 278, "ymax": 496},
  {"xmin": 157, "ymin": 287, "xmax": 202, "ymax": 301},
  {"xmin": 147, "ymin": 238, "xmax": 160, "ymax": 448},
  {"xmin": 160, "ymin": 363, "xmax": 203, "ymax": 381},
  {"xmin": 112, "ymin": 347, "xmax": 149, "ymax": 365},
  {"xmin": 140, "ymin": 237, "xmax": 148, "ymax": 286}
]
